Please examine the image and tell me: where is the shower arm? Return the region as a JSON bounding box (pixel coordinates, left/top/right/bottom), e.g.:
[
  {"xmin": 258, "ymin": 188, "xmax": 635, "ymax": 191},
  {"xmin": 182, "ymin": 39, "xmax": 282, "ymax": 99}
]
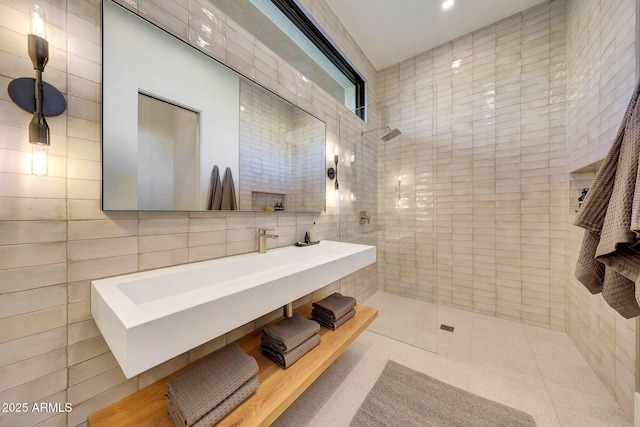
[
  {"xmin": 361, "ymin": 126, "xmax": 391, "ymax": 136},
  {"xmin": 361, "ymin": 126, "xmax": 401, "ymax": 142}
]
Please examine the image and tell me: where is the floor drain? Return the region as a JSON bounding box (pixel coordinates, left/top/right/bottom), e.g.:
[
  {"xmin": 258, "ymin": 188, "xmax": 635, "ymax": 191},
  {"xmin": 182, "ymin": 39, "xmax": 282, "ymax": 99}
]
[{"xmin": 440, "ymin": 324, "xmax": 454, "ymax": 332}]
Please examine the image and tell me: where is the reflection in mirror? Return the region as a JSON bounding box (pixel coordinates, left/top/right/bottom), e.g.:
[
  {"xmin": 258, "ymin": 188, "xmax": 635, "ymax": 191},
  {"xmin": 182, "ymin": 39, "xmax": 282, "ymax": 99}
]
[
  {"xmin": 239, "ymin": 80, "xmax": 326, "ymax": 211},
  {"xmin": 102, "ymin": 0, "xmax": 326, "ymax": 212},
  {"xmin": 138, "ymin": 94, "xmax": 200, "ymax": 210}
]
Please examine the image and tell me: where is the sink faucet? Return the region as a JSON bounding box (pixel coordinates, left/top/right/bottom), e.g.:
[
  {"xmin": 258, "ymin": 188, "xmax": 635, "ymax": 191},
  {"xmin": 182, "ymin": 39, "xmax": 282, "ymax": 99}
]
[{"xmin": 258, "ymin": 228, "xmax": 279, "ymax": 254}]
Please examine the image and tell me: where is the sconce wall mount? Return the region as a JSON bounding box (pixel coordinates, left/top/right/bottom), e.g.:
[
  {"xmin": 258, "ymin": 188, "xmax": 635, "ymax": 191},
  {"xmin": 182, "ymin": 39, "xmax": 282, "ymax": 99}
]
[
  {"xmin": 327, "ymin": 167, "xmax": 336, "ymax": 180},
  {"xmin": 8, "ymin": 77, "xmax": 67, "ymax": 117}
]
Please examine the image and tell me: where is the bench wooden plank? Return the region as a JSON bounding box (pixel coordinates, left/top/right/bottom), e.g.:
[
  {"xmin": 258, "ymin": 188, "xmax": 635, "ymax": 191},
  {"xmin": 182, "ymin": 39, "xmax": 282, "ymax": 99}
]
[{"xmin": 88, "ymin": 303, "xmax": 377, "ymax": 427}]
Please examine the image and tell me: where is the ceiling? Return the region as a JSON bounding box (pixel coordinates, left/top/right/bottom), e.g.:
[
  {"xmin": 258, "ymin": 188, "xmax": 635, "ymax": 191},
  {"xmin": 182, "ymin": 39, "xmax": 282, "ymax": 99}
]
[{"xmin": 324, "ymin": 0, "xmax": 548, "ymax": 70}]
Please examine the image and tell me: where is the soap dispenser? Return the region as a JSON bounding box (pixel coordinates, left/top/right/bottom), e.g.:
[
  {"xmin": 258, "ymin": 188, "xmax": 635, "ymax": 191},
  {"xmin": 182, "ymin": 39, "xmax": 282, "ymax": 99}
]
[{"xmin": 308, "ymin": 222, "xmax": 318, "ymax": 243}]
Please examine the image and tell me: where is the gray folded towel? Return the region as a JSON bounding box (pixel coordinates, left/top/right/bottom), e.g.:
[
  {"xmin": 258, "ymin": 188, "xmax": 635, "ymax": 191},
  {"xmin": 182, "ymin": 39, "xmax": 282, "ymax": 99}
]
[
  {"xmin": 165, "ymin": 343, "xmax": 258, "ymax": 427},
  {"xmin": 312, "ymin": 293, "xmax": 356, "ymax": 320},
  {"xmin": 262, "ymin": 312, "xmax": 320, "ymax": 352},
  {"xmin": 167, "ymin": 376, "xmax": 259, "ymax": 427},
  {"xmin": 312, "ymin": 308, "xmax": 356, "ymax": 330},
  {"xmin": 262, "ymin": 333, "xmax": 321, "ymax": 369}
]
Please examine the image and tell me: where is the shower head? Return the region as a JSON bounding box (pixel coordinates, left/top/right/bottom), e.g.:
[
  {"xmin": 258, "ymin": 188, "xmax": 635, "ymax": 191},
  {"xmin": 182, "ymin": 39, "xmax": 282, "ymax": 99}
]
[
  {"xmin": 361, "ymin": 126, "xmax": 402, "ymax": 141},
  {"xmin": 381, "ymin": 128, "xmax": 402, "ymax": 142}
]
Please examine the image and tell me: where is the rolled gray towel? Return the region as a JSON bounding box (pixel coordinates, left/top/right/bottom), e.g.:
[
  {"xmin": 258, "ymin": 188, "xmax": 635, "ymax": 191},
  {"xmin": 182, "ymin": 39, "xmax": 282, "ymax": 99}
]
[
  {"xmin": 165, "ymin": 343, "xmax": 258, "ymax": 427},
  {"xmin": 262, "ymin": 333, "xmax": 321, "ymax": 369},
  {"xmin": 167, "ymin": 376, "xmax": 259, "ymax": 427},
  {"xmin": 262, "ymin": 312, "xmax": 320, "ymax": 352},
  {"xmin": 312, "ymin": 293, "xmax": 356, "ymax": 320},
  {"xmin": 312, "ymin": 308, "xmax": 356, "ymax": 330}
]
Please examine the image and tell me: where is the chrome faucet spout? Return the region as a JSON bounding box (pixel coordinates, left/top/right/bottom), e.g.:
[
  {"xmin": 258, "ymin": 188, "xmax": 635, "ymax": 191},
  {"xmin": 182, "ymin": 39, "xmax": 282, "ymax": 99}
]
[{"xmin": 258, "ymin": 228, "xmax": 279, "ymax": 254}]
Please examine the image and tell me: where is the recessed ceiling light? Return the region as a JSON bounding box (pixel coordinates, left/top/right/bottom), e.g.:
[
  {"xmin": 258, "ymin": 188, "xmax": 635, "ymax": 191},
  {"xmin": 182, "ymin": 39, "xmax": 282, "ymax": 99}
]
[{"xmin": 442, "ymin": 0, "xmax": 454, "ymax": 10}]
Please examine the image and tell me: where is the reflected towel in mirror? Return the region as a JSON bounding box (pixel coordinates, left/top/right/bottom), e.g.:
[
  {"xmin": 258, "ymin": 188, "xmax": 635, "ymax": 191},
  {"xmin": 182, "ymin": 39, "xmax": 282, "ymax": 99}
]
[
  {"xmin": 207, "ymin": 165, "xmax": 222, "ymax": 210},
  {"xmin": 221, "ymin": 167, "xmax": 237, "ymax": 210}
]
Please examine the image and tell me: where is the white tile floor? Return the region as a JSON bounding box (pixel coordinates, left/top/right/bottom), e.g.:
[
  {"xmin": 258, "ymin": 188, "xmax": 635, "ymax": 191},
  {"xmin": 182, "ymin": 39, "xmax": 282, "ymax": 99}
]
[{"xmin": 273, "ymin": 291, "xmax": 632, "ymax": 427}]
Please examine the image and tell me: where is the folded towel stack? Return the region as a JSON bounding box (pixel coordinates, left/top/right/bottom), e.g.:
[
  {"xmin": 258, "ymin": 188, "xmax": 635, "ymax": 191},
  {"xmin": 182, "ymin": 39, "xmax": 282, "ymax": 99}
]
[
  {"xmin": 261, "ymin": 312, "xmax": 320, "ymax": 369},
  {"xmin": 165, "ymin": 343, "xmax": 258, "ymax": 427},
  {"xmin": 311, "ymin": 292, "xmax": 357, "ymax": 330}
]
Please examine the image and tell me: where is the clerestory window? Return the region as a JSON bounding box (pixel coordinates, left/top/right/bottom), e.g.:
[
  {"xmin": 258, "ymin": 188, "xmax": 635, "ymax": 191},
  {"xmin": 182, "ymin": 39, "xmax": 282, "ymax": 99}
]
[{"xmin": 212, "ymin": 0, "xmax": 367, "ymax": 120}]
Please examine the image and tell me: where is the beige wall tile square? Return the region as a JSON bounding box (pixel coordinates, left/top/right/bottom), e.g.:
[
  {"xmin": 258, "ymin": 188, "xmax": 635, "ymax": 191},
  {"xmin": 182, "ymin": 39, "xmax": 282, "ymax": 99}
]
[
  {"xmin": 0, "ymin": 327, "xmax": 66, "ymax": 369},
  {"xmin": 0, "ymin": 306, "xmax": 67, "ymax": 344},
  {"xmin": 0, "ymin": 369, "xmax": 66, "ymax": 409},
  {"xmin": 0, "ymin": 348, "xmax": 66, "ymax": 393}
]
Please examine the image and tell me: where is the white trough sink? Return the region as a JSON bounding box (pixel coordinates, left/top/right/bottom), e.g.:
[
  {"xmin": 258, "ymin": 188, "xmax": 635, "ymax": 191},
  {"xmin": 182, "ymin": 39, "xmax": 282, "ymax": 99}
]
[{"xmin": 91, "ymin": 240, "xmax": 376, "ymax": 378}]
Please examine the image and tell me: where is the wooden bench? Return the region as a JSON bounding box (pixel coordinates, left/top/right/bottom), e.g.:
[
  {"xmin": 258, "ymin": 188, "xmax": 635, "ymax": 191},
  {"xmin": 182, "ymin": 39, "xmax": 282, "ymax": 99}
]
[{"xmin": 88, "ymin": 303, "xmax": 378, "ymax": 427}]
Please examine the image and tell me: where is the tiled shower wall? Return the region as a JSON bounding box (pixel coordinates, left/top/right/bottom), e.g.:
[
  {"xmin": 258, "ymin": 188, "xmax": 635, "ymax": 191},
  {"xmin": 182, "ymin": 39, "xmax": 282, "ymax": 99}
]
[
  {"xmin": 377, "ymin": 1, "xmax": 568, "ymax": 329},
  {"xmin": 0, "ymin": 0, "xmax": 378, "ymax": 425},
  {"xmin": 565, "ymin": 0, "xmax": 637, "ymax": 418}
]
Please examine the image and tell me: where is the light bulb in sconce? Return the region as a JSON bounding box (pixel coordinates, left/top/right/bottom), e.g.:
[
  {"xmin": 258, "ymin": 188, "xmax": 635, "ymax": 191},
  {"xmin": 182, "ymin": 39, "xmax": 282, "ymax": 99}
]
[
  {"xmin": 350, "ymin": 153, "xmax": 355, "ymax": 162},
  {"xmin": 32, "ymin": 144, "xmax": 48, "ymax": 176},
  {"xmin": 333, "ymin": 145, "xmax": 339, "ymax": 156},
  {"xmin": 30, "ymin": 4, "xmax": 47, "ymax": 38},
  {"xmin": 29, "ymin": 111, "xmax": 49, "ymax": 176},
  {"xmin": 334, "ymin": 190, "xmax": 339, "ymax": 200},
  {"xmin": 350, "ymin": 192, "xmax": 356, "ymax": 201}
]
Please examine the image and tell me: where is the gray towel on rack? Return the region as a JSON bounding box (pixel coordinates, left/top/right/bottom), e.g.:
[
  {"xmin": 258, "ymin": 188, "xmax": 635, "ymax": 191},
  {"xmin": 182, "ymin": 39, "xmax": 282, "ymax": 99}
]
[
  {"xmin": 574, "ymin": 79, "xmax": 640, "ymax": 318},
  {"xmin": 312, "ymin": 308, "xmax": 356, "ymax": 330},
  {"xmin": 167, "ymin": 376, "xmax": 258, "ymax": 427},
  {"xmin": 165, "ymin": 343, "xmax": 258, "ymax": 427},
  {"xmin": 311, "ymin": 293, "xmax": 357, "ymax": 320},
  {"xmin": 221, "ymin": 167, "xmax": 237, "ymax": 210},
  {"xmin": 207, "ymin": 165, "xmax": 222, "ymax": 210},
  {"xmin": 262, "ymin": 333, "xmax": 321, "ymax": 369},
  {"xmin": 261, "ymin": 313, "xmax": 320, "ymax": 352}
]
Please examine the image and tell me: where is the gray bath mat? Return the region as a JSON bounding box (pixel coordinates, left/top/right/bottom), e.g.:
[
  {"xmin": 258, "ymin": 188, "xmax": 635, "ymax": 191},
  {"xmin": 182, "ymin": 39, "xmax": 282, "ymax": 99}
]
[{"xmin": 350, "ymin": 360, "xmax": 536, "ymax": 427}]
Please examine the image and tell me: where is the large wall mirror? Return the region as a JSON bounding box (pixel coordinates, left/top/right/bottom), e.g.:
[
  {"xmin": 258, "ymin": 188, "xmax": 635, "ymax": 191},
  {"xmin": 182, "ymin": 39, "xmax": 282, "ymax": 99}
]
[{"xmin": 102, "ymin": 0, "xmax": 326, "ymax": 212}]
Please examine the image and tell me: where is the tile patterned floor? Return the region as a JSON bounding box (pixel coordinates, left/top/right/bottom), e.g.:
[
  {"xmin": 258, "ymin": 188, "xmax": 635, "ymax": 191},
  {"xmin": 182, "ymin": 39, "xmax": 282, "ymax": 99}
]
[{"xmin": 273, "ymin": 291, "xmax": 632, "ymax": 427}]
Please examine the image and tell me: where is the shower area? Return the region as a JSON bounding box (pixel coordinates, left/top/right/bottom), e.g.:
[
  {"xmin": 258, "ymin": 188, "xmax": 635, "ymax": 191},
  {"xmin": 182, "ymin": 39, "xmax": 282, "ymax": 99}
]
[{"xmin": 337, "ymin": 84, "xmax": 439, "ymax": 353}]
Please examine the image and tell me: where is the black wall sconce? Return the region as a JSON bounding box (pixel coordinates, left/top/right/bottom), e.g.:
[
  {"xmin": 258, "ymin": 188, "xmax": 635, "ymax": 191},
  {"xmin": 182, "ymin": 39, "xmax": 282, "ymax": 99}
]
[
  {"xmin": 327, "ymin": 146, "xmax": 339, "ymax": 190},
  {"xmin": 8, "ymin": 4, "xmax": 67, "ymax": 176}
]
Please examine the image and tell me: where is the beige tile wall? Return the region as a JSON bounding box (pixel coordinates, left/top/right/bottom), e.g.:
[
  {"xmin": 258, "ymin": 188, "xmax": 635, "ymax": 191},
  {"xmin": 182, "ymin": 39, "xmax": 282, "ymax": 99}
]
[
  {"xmin": 565, "ymin": 0, "xmax": 637, "ymax": 419},
  {"xmin": 565, "ymin": 0, "xmax": 637, "ymax": 172},
  {"xmin": 3, "ymin": 0, "xmax": 637, "ymax": 424},
  {"xmin": 377, "ymin": 1, "xmax": 568, "ymax": 329},
  {"xmin": 0, "ymin": 0, "xmax": 378, "ymax": 425}
]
